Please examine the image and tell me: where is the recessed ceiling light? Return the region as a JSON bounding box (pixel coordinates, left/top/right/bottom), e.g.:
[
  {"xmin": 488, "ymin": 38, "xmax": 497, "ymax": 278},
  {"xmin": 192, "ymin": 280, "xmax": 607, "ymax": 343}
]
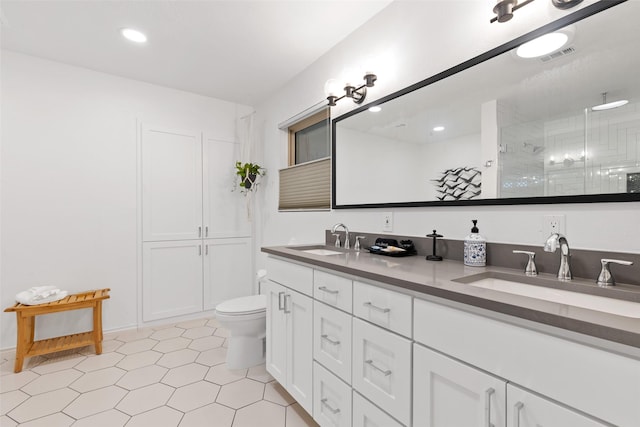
[
  {"xmin": 592, "ymin": 99, "xmax": 629, "ymax": 111},
  {"xmin": 433, "ymin": 126, "xmax": 445, "ymax": 132},
  {"xmin": 516, "ymin": 32, "xmax": 568, "ymax": 58},
  {"xmin": 369, "ymin": 106, "xmax": 382, "ymax": 112},
  {"xmin": 121, "ymin": 28, "xmax": 147, "ymax": 43}
]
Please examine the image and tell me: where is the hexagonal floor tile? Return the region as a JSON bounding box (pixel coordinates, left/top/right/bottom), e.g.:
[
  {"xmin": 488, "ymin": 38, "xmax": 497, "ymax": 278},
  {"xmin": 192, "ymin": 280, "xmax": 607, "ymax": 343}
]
[
  {"xmin": 116, "ymin": 350, "xmax": 162, "ymax": 370},
  {"xmin": 63, "ymin": 385, "xmax": 127, "ymax": 419},
  {"xmin": 8, "ymin": 387, "xmax": 78, "ymax": 423},
  {"xmin": 14, "ymin": 412, "xmax": 74, "ymax": 427},
  {"xmin": 286, "ymin": 402, "xmax": 319, "ymax": 427},
  {"xmin": 215, "ymin": 378, "xmax": 264, "ymax": 409},
  {"xmin": 21, "ymin": 369, "xmax": 83, "ymax": 395},
  {"xmin": 116, "ymin": 383, "xmax": 174, "ymax": 416},
  {"xmin": 247, "ymin": 364, "xmax": 274, "ymax": 383},
  {"xmin": 206, "ymin": 318, "xmax": 220, "ymax": 328},
  {"xmin": 0, "ymin": 390, "xmax": 29, "ymax": 416},
  {"xmin": 126, "ymin": 405, "xmax": 183, "ymax": 427},
  {"xmin": 69, "ymin": 366, "xmax": 126, "ymax": 392},
  {"xmin": 157, "ymin": 349, "xmax": 199, "ymax": 368},
  {"xmin": 182, "ymin": 326, "xmax": 215, "ymax": 339},
  {"xmin": 162, "ymin": 363, "xmax": 208, "ymax": 388},
  {"xmin": 176, "ymin": 318, "xmax": 209, "ymax": 329},
  {"xmin": 213, "ymin": 328, "xmax": 229, "ymax": 338},
  {"xmin": 233, "ymin": 400, "xmax": 286, "ymax": 427},
  {"xmin": 166, "ymin": 380, "xmax": 220, "ymax": 412},
  {"xmin": 0, "ymin": 370, "xmax": 39, "ymax": 393},
  {"xmin": 204, "ymin": 363, "xmax": 247, "ymax": 385},
  {"xmin": 188, "ymin": 335, "xmax": 225, "ymax": 352},
  {"xmin": 115, "ymin": 328, "xmax": 154, "ymax": 343},
  {"xmin": 74, "ymin": 352, "xmax": 124, "ymax": 372},
  {"xmin": 195, "ymin": 347, "xmax": 227, "ymax": 367},
  {"xmin": 71, "ymin": 408, "xmax": 130, "ymax": 427},
  {"xmin": 150, "ymin": 327, "xmax": 185, "ymax": 341},
  {"xmin": 264, "ymin": 380, "xmax": 296, "ymax": 406},
  {"xmin": 117, "ymin": 364, "xmax": 168, "ymax": 390},
  {"xmin": 153, "ymin": 337, "xmax": 191, "ymax": 353},
  {"xmin": 179, "ymin": 403, "xmax": 235, "ymax": 427},
  {"xmin": 30, "ymin": 354, "xmax": 86, "ymax": 375},
  {"xmin": 0, "ymin": 415, "xmax": 17, "ymax": 427},
  {"xmin": 117, "ymin": 338, "xmax": 158, "ymax": 355}
]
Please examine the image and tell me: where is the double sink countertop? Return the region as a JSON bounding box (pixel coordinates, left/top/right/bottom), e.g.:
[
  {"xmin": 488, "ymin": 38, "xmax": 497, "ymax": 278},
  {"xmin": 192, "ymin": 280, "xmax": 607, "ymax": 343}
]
[{"xmin": 262, "ymin": 244, "xmax": 640, "ymax": 353}]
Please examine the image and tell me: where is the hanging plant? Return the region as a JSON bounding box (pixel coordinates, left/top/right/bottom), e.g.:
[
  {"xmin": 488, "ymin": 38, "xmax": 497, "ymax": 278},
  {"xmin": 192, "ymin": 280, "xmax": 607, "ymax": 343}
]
[{"xmin": 235, "ymin": 161, "xmax": 264, "ymax": 191}]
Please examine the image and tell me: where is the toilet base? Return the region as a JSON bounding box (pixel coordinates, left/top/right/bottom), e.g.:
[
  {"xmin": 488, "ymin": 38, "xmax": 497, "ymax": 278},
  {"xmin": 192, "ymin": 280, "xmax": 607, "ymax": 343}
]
[{"xmin": 226, "ymin": 335, "xmax": 265, "ymax": 370}]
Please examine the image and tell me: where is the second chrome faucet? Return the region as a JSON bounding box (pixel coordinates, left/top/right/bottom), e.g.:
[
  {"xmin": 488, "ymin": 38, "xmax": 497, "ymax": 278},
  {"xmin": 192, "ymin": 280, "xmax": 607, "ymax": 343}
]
[
  {"xmin": 544, "ymin": 233, "xmax": 571, "ymax": 281},
  {"xmin": 331, "ymin": 223, "xmax": 350, "ymax": 249}
]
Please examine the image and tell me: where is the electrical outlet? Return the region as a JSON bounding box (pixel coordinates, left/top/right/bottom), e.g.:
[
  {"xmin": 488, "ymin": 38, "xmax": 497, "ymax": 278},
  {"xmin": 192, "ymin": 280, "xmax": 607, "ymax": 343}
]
[
  {"xmin": 382, "ymin": 212, "xmax": 393, "ymax": 232},
  {"xmin": 543, "ymin": 215, "xmax": 565, "ymax": 237}
]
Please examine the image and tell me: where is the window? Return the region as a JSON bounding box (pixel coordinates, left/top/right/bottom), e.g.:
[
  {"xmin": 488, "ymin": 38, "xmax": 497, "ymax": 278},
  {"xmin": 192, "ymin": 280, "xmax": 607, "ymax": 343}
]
[{"xmin": 279, "ymin": 107, "xmax": 331, "ymax": 211}]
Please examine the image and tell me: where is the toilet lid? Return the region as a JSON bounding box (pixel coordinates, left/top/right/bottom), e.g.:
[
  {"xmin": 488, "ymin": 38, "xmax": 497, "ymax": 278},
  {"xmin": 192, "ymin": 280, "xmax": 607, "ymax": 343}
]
[{"xmin": 216, "ymin": 295, "xmax": 266, "ymax": 315}]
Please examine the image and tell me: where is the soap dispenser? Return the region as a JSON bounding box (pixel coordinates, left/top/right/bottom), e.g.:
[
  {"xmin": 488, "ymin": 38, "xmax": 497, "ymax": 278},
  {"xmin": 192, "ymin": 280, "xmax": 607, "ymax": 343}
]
[{"xmin": 464, "ymin": 220, "xmax": 486, "ymax": 267}]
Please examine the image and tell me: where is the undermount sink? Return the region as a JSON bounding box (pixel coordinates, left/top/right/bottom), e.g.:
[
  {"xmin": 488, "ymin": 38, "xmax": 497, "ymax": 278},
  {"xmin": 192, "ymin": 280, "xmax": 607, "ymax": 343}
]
[{"xmin": 454, "ymin": 273, "xmax": 640, "ymax": 318}]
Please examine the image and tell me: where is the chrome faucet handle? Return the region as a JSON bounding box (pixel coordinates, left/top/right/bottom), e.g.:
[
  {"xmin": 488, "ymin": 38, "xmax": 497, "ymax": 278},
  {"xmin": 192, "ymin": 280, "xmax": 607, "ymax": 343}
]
[
  {"xmin": 354, "ymin": 236, "xmax": 365, "ymax": 251},
  {"xmin": 597, "ymin": 258, "xmax": 633, "ymax": 287},
  {"xmin": 513, "ymin": 250, "xmax": 537, "ymax": 276},
  {"xmin": 332, "ymin": 233, "xmax": 341, "ymax": 248}
]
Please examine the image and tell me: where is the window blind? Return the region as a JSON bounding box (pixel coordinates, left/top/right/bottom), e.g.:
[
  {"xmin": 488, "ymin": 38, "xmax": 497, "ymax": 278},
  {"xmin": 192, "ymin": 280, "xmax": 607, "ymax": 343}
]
[{"xmin": 278, "ymin": 157, "xmax": 331, "ymax": 211}]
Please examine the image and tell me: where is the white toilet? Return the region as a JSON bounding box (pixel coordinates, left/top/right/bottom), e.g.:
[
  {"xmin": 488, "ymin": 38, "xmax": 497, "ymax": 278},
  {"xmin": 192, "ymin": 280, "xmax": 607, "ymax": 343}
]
[{"xmin": 215, "ymin": 294, "xmax": 267, "ymax": 369}]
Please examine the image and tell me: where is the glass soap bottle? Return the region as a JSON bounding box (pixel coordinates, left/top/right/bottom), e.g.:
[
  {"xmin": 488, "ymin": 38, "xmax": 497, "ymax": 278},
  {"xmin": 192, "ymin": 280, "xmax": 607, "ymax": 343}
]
[{"xmin": 464, "ymin": 220, "xmax": 486, "ymax": 267}]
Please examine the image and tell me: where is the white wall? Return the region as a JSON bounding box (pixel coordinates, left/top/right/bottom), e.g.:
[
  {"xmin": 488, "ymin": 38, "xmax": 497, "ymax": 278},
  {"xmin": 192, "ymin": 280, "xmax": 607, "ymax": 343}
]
[
  {"xmin": 254, "ymin": 0, "xmax": 640, "ymax": 265},
  {"xmin": 0, "ymin": 51, "xmax": 252, "ymax": 349}
]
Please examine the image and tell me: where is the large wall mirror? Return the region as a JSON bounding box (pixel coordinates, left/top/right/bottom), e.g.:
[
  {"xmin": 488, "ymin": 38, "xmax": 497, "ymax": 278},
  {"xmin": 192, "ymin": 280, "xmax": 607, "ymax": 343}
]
[{"xmin": 333, "ymin": 0, "xmax": 640, "ymax": 208}]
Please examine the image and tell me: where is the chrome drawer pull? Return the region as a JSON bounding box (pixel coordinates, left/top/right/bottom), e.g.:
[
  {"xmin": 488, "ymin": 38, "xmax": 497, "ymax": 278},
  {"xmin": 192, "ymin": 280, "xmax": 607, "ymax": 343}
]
[
  {"xmin": 284, "ymin": 294, "xmax": 292, "ymax": 314},
  {"xmin": 318, "ymin": 286, "xmax": 339, "ymax": 295},
  {"xmin": 365, "ymin": 359, "xmax": 392, "ymax": 376},
  {"xmin": 321, "ymin": 334, "xmax": 341, "ymax": 345},
  {"xmin": 513, "ymin": 402, "xmax": 524, "ymax": 427},
  {"xmin": 363, "ymin": 302, "xmax": 390, "ymax": 313},
  {"xmin": 321, "ymin": 398, "xmax": 341, "ymax": 414},
  {"xmin": 485, "ymin": 388, "xmax": 495, "ymax": 427}
]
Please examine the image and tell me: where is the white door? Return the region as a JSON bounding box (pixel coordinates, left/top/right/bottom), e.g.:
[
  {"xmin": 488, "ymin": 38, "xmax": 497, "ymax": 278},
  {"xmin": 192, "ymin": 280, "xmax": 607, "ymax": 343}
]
[
  {"xmin": 286, "ymin": 289, "xmax": 313, "ymax": 414},
  {"xmin": 142, "ymin": 125, "xmax": 202, "ymax": 241},
  {"xmin": 142, "ymin": 240, "xmax": 203, "ymax": 321},
  {"xmin": 413, "ymin": 343, "xmax": 506, "ymax": 427},
  {"xmin": 202, "ymin": 135, "xmax": 251, "ymax": 238},
  {"xmin": 507, "ymin": 384, "xmax": 607, "ymax": 427},
  {"xmin": 203, "ymin": 237, "xmax": 253, "ymax": 311},
  {"xmin": 264, "ymin": 280, "xmax": 287, "ymax": 386}
]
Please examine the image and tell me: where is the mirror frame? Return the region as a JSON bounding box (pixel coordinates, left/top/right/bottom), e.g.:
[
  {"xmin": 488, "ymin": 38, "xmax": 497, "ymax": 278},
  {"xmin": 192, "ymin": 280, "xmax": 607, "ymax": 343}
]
[{"xmin": 331, "ymin": 0, "xmax": 638, "ymax": 209}]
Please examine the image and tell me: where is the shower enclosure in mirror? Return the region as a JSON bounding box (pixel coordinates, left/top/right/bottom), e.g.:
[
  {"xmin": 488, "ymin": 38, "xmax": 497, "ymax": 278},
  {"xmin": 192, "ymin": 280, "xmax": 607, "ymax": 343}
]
[{"xmin": 332, "ymin": 0, "xmax": 639, "ymax": 208}]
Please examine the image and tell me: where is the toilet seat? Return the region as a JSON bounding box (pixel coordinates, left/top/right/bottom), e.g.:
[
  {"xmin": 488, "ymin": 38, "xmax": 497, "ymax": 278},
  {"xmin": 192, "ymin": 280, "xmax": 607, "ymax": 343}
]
[{"xmin": 215, "ymin": 295, "xmax": 266, "ymax": 316}]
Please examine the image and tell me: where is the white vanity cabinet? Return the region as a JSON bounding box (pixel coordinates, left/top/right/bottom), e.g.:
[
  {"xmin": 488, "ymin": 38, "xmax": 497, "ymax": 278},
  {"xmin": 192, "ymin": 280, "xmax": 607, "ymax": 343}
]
[
  {"xmin": 264, "ymin": 258, "xmax": 314, "ymax": 414},
  {"xmin": 507, "ymin": 384, "xmax": 607, "ymax": 427},
  {"xmin": 413, "ymin": 343, "xmax": 506, "ymax": 427}
]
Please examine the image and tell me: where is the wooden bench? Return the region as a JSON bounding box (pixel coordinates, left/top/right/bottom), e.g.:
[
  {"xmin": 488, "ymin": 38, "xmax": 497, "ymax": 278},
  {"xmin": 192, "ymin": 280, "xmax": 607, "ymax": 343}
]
[{"xmin": 4, "ymin": 288, "xmax": 110, "ymax": 373}]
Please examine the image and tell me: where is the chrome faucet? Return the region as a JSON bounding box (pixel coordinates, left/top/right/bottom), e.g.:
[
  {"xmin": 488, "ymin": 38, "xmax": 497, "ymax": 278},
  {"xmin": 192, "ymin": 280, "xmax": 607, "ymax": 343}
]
[
  {"xmin": 543, "ymin": 233, "xmax": 571, "ymax": 281},
  {"xmin": 331, "ymin": 223, "xmax": 350, "ymax": 249}
]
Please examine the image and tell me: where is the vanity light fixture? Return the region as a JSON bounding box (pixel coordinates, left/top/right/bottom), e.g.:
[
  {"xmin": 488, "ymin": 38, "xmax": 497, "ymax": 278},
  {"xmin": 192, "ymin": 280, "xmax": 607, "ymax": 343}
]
[
  {"xmin": 491, "ymin": 0, "xmax": 535, "ymax": 23},
  {"xmin": 433, "ymin": 126, "xmax": 445, "ymax": 132},
  {"xmin": 551, "ymin": 0, "xmax": 583, "ymax": 10},
  {"xmin": 325, "ymin": 72, "xmax": 377, "ymax": 106},
  {"xmin": 591, "ymin": 92, "xmax": 629, "ymax": 111},
  {"xmin": 121, "ymin": 28, "xmax": 147, "ymax": 43},
  {"xmin": 516, "ymin": 32, "xmax": 568, "ymax": 58}
]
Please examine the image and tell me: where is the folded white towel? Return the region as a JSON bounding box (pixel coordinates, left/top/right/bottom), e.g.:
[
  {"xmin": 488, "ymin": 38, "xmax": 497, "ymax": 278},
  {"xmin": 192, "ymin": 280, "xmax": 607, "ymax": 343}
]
[{"xmin": 16, "ymin": 286, "xmax": 69, "ymax": 305}]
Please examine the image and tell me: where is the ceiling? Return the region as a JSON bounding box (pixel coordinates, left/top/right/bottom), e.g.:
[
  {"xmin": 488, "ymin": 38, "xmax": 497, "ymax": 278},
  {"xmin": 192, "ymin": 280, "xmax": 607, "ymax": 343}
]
[{"xmin": 0, "ymin": 0, "xmax": 393, "ymax": 106}]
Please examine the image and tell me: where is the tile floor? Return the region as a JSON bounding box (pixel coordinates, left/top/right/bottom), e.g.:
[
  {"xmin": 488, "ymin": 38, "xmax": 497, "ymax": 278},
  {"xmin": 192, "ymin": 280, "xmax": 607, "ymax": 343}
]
[{"xmin": 0, "ymin": 317, "xmax": 319, "ymax": 427}]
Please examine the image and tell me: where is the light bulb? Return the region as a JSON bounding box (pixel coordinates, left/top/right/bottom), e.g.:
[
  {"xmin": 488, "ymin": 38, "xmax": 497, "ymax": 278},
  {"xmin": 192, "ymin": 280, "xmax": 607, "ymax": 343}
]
[
  {"xmin": 324, "ymin": 79, "xmax": 342, "ymax": 97},
  {"xmin": 121, "ymin": 28, "xmax": 147, "ymax": 43}
]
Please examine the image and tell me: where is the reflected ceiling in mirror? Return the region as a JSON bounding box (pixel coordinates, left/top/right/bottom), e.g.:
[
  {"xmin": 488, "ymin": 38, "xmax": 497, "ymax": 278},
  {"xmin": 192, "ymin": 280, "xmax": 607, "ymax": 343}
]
[{"xmin": 332, "ymin": 0, "xmax": 640, "ymax": 208}]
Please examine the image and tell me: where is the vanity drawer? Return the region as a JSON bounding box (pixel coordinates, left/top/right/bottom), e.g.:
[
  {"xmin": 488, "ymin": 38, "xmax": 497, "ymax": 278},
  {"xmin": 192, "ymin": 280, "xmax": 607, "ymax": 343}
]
[
  {"xmin": 314, "ymin": 301, "xmax": 352, "ymax": 384},
  {"xmin": 267, "ymin": 257, "xmax": 313, "ymax": 296},
  {"xmin": 352, "ymin": 318, "xmax": 411, "ymax": 426},
  {"xmin": 352, "ymin": 391, "xmax": 404, "ymax": 427},
  {"xmin": 314, "ymin": 270, "xmax": 353, "ymax": 313},
  {"xmin": 353, "ymin": 281, "xmax": 412, "ymax": 338},
  {"xmin": 313, "ymin": 362, "xmax": 352, "ymax": 427}
]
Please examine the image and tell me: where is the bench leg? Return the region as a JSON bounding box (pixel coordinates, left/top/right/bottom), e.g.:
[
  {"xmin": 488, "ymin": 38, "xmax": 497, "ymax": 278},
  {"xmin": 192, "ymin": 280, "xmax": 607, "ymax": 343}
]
[
  {"xmin": 14, "ymin": 314, "xmax": 33, "ymax": 373},
  {"xmin": 93, "ymin": 302, "xmax": 103, "ymax": 354}
]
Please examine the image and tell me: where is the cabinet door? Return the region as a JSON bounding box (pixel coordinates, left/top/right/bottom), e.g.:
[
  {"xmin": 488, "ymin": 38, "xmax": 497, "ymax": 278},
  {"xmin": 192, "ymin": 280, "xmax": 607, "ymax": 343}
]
[
  {"xmin": 142, "ymin": 241, "xmax": 203, "ymax": 321},
  {"xmin": 142, "ymin": 125, "xmax": 203, "ymax": 241},
  {"xmin": 203, "ymin": 237, "xmax": 252, "ymax": 311},
  {"xmin": 264, "ymin": 280, "xmax": 287, "ymax": 386},
  {"xmin": 413, "ymin": 343, "xmax": 506, "ymax": 427},
  {"xmin": 202, "ymin": 136, "xmax": 251, "ymax": 238},
  {"xmin": 352, "ymin": 319, "xmax": 411, "ymax": 426},
  {"xmin": 507, "ymin": 384, "xmax": 607, "ymax": 427},
  {"xmin": 286, "ymin": 289, "xmax": 313, "ymax": 414}
]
